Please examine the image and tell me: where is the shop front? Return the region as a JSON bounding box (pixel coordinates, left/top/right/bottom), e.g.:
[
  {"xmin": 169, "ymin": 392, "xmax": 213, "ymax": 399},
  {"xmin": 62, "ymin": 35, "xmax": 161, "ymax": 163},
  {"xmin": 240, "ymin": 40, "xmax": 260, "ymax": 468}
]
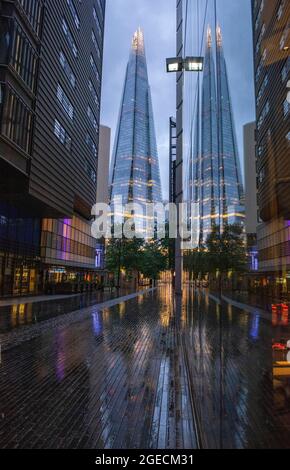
[{"xmin": 43, "ymin": 265, "xmax": 104, "ymax": 295}]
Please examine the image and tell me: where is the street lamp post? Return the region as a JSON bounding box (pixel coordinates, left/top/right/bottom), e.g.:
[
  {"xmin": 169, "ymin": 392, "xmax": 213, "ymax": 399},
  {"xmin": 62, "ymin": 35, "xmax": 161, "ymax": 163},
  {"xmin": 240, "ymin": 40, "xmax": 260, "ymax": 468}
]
[{"xmin": 166, "ymin": 3, "xmax": 203, "ymax": 297}]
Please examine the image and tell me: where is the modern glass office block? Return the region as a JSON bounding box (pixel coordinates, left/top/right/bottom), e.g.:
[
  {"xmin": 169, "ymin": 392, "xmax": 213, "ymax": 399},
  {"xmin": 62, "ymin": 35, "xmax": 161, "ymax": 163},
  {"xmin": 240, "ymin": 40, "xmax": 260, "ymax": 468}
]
[{"xmin": 110, "ymin": 29, "xmax": 162, "ymax": 233}]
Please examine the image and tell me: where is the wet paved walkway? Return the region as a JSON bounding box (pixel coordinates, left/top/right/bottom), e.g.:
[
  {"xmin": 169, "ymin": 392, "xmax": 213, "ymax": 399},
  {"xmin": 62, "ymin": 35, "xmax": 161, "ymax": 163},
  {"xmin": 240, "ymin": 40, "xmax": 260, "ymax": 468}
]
[
  {"xmin": 183, "ymin": 288, "xmax": 290, "ymax": 449},
  {"xmin": 0, "ymin": 285, "xmax": 290, "ymax": 449},
  {"xmin": 0, "ymin": 287, "xmax": 196, "ymax": 449}
]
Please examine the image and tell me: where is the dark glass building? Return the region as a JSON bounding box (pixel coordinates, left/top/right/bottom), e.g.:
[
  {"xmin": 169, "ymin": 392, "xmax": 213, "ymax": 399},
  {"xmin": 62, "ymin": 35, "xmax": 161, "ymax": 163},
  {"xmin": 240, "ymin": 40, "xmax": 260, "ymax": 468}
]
[
  {"xmin": 252, "ymin": 0, "xmax": 290, "ymax": 296},
  {"xmin": 0, "ymin": 0, "xmax": 106, "ymax": 296},
  {"xmin": 187, "ymin": 26, "xmax": 245, "ymax": 245},
  {"xmin": 109, "ymin": 28, "xmax": 162, "ymax": 233}
]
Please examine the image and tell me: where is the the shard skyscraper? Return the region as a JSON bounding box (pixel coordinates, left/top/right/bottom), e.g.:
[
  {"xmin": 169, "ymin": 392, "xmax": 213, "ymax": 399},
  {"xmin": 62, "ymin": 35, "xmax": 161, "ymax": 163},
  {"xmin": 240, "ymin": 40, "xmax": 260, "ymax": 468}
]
[
  {"xmin": 110, "ymin": 28, "xmax": 162, "ymax": 233},
  {"xmin": 188, "ymin": 26, "xmax": 244, "ymax": 245}
]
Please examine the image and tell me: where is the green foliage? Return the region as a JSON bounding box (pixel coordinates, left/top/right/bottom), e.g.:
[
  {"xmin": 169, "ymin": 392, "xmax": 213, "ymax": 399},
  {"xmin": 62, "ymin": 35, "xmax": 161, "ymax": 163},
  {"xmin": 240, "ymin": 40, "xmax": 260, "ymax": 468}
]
[
  {"xmin": 106, "ymin": 236, "xmax": 168, "ymax": 282},
  {"xmin": 184, "ymin": 224, "xmax": 247, "ymax": 277},
  {"xmin": 139, "ymin": 240, "xmax": 168, "ymax": 280}
]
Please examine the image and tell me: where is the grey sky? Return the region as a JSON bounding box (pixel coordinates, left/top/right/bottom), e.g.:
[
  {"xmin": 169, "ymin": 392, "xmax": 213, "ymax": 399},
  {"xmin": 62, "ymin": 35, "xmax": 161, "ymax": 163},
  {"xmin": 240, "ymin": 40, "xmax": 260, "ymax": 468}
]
[{"xmin": 101, "ymin": 0, "xmax": 256, "ymax": 200}]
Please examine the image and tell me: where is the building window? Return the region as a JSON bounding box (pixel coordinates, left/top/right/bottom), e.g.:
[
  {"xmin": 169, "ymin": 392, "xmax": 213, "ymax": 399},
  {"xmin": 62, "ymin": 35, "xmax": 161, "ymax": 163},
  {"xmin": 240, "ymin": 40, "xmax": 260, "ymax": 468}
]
[
  {"xmin": 10, "ymin": 22, "xmax": 38, "ymax": 92},
  {"xmin": 18, "ymin": 0, "xmax": 43, "ymax": 36},
  {"xmin": 93, "ymin": 7, "xmax": 102, "ymax": 36},
  {"xmin": 86, "ymin": 133, "xmax": 97, "ymax": 158},
  {"xmin": 283, "ymin": 99, "xmax": 290, "ymax": 117},
  {"xmin": 66, "ymin": 0, "xmax": 80, "ymax": 29},
  {"xmin": 257, "ymin": 101, "xmax": 270, "ymax": 130},
  {"xmin": 92, "ymin": 31, "xmax": 101, "ymax": 59},
  {"xmin": 87, "ymin": 106, "xmax": 98, "ymax": 131},
  {"xmin": 54, "ymin": 119, "xmax": 72, "ymax": 150},
  {"xmin": 0, "ymin": 83, "xmax": 33, "ymax": 154},
  {"xmin": 258, "ymin": 166, "xmax": 266, "ymax": 184},
  {"xmin": 280, "ymin": 22, "xmax": 290, "ymax": 51},
  {"xmin": 282, "ymin": 57, "xmax": 290, "ymax": 81},
  {"xmin": 277, "ymin": 0, "xmax": 285, "ymax": 21},
  {"xmin": 90, "ymin": 55, "xmax": 100, "ymax": 82},
  {"xmin": 85, "ymin": 161, "xmax": 97, "ymax": 183},
  {"xmin": 57, "ymin": 84, "xmax": 74, "ymax": 120},
  {"xmin": 62, "ymin": 18, "xmax": 78, "ymax": 57},
  {"xmin": 59, "ymin": 51, "xmax": 76, "ymax": 88},
  {"xmin": 88, "ymin": 80, "xmax": 99, "ymax": 109},
  {"xmin": 257, "ymin": 144, "xmax": 265, "ymax": 159},
  {"xmin": 257, "ymin": 74, "xmax": 268, "ymax": 106},
  {"xmin": 256, "ymin": 23, "xmax": 265, "ymax": 54}
]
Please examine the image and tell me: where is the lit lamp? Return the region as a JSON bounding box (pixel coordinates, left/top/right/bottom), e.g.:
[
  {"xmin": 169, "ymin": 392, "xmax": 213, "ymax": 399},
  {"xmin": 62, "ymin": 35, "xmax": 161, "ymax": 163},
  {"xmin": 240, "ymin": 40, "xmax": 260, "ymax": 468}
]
[
  {"xmin": 166, "ymin": 57, "xmax": 183, "ymax": 73},
  {"xmin": 184, "ymin": 56, "xmax": 204, "ymax": 72},
  {"xmin": 166, "ymin": 56, "xmax": 204, "ymax": 73}
]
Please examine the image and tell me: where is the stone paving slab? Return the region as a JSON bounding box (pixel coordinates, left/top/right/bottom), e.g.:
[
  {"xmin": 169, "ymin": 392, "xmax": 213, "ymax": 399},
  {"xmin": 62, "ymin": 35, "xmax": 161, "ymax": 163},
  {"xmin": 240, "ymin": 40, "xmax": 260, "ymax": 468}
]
[
  {"xmin": 0, "ymin": 290, "xmax": 154, "ymax": 351},
  {"xmin": 0, "ymin": 294, "xmax": 80, "ymax": 307},
  {"xmin": 0, "ymin": 287, "xmax": 197, "ymax": 449}
]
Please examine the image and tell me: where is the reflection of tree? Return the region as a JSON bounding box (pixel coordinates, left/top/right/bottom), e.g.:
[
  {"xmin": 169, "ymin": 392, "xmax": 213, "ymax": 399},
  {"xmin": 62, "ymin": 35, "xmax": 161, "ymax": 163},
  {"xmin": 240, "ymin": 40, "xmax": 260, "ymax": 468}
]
[{"xmin": 184, "ymin": 224, "xmax": 247, "ymax": 282}]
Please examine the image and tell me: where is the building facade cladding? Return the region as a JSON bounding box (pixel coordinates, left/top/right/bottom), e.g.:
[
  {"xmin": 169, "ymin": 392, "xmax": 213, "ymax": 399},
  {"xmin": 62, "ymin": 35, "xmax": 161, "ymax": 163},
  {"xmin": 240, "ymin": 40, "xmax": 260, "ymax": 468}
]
[
  {"xmin": 110, "ymin": 28, "xmax": 162, "ymax": 231},
  {"xmin": 252, "ymin": 0, "xmax": 290, "ymax": 287},
  {"xmin": 0, "ymin": 0, "xmax": 106, "ymax": 296},
  {"xmin": 187, "ymin": 27, "xmax": 245, "ymax": 245}
]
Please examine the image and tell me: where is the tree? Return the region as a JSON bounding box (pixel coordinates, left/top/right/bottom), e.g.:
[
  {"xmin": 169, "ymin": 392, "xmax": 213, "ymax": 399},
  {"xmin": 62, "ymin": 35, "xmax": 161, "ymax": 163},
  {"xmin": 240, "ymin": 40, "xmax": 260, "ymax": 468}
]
[
  {"xmin": 139, "ymin": 240, "xmax": 168, "ymax": 282},
  {"xmin": 206, "ymin": 223, "xmax": 247, "ymax": 274}
]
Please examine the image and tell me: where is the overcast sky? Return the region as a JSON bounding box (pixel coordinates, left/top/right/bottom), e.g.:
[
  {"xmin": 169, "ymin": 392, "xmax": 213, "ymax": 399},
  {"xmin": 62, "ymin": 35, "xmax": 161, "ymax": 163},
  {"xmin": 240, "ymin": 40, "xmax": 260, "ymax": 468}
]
[{"xmin": 101, "ymin": 0, "xmax": 256, "ymax": 200}]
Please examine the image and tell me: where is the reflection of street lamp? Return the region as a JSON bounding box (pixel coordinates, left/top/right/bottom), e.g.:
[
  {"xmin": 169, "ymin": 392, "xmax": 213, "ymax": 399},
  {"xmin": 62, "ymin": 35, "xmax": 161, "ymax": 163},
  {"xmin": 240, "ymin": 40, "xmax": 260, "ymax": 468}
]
[
  {"xmin": 166, "ymin": 57, "xmax": 204, "ymax": 73},
  {"xmin": 166, "ymin": 54, "xmax": 204, "ymax": 297}
]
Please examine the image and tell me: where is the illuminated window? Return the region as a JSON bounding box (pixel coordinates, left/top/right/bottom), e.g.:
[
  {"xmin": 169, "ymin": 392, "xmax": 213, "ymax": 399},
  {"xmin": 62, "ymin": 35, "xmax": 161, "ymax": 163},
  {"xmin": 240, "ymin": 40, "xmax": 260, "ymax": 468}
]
[
  {"xmin": 54, "ymin": 119, "xmax": 71, "ymax": 150},
  {"xmin": 67, "ymin": 0, "xmax": 80, "ymax": 29},
  {"xmin": 57, "ymin": 84, "xmax": 74, "ymax": 120},
  {"xmin": 62, "ymin": 18, "xmax": 78, "ymax": 57}
]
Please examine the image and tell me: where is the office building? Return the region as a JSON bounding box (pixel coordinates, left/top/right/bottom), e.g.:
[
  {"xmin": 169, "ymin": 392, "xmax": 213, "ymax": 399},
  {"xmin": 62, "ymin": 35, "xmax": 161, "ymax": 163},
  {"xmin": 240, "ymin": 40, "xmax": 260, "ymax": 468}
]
[
  {"xmin": 252, "ymin": 0, "xmax": 290, "ymax": 296},
  {"xmin": 0, "ymin": 0, "xmax": 106, "ymax": 296},
  {"xmin": 109, "ymin": 28, "xmax": 162, "ymax": 233}
]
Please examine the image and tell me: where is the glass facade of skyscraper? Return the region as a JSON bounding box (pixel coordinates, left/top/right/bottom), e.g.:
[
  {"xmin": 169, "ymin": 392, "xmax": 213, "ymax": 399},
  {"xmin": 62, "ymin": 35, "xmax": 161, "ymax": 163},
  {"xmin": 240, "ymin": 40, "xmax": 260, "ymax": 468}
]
[
  {"xmin": 187, "ymin": 26, "xmax": 245, "ymax": 245},
  {"xmin": 110, "ymin": 29, "xmax": 162, "ymax": 233}
]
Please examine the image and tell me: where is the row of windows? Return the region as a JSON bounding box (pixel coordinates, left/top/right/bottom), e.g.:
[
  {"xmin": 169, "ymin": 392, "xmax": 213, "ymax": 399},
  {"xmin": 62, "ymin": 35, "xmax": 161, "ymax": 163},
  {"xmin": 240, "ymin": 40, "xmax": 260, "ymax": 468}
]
[
  {"xmin": 62, "ymin": 18, "xmax": 78, "ymax": 58},
  {"xmin": 257, "ymin": 101, "xmax": 270, "ymax": 130},
  {"xmin": 86, "ymin": 133, "xmax": 97, "ymax": 157},
  {"xmin": 89, "ymin": 80, "xmax": 100, "ymax": 110},
  {"xmin": 59, "ymin": 51, "xmax": 76, "ymax": 88},
  {"xmin": 43, "ymin": 217, "xmax": 93, "ymax": 238},
  {"xmin": 87, "ymin": 106, "xmax": 98, "ymax": 131},
  {"xmin": 41, "ymin": 231, "xmax": 95, "ymax": 259},
  {"xmin": 53, "ymin": 118, "xmax": 97, "ymax": 183},
  {"xmin": 18, "ymin": 0, "xmax": 43, "ymax": 36},
  {"xmin": 256, "ymin": 74, "xmax": 268, "ymax": 107},
  {"xmin": 0, "ymin": 83, "xmax": 33, "ymax": 154},
  {"xmin": 56, "ymin": 84, "xmax": 74, "ymax": 120},
  {"xmin": 11, "ymin": 22, "xmax": 38, "ymax": 91},
  {"xmin": 93, "ymin": 6, "xmax": 102, "ymax": 37},
  {"xmin": 282, "ymin": 57, "xmax": 290, "ymax": 82},
  {"xmin": 54, "ymin": 5, "xmax": 102, "ymax": 175},
  {"xmin": 0, "ymin": 19, "xmax": 38, "ymax": 93},
  {"xmin": 67, "ymin": 0, "xmax": 80, "ymax": 29},
  {"xmin": 54, "ymin": 119, "xmax": 72, "ymax": 150},
  {"xmin": 90, "ymin": 55, "xmax": 100, "ymax": 82}
]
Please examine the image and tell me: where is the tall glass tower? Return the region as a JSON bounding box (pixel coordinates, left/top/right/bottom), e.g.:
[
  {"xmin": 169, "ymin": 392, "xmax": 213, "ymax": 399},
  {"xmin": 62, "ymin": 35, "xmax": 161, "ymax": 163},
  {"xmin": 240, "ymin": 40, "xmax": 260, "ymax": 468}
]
[
  {"xmin": 110, "ymin": 28, "xmax": 162, "ymax": 232},
  {"xmin": 188, "ymin": 26, "xmax": 244, "ymax": 245},
  {"xmin": 216, "ymin": 26, "xmax": 244, "ymax": 226}
]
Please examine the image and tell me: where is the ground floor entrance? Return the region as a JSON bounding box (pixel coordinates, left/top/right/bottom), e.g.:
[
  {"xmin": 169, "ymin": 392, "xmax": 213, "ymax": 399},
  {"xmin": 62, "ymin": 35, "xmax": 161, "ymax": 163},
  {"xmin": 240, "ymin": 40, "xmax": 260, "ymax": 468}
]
[{"xmin": 0, "ymin": 253, "xmax": 40, "ymax": 298}]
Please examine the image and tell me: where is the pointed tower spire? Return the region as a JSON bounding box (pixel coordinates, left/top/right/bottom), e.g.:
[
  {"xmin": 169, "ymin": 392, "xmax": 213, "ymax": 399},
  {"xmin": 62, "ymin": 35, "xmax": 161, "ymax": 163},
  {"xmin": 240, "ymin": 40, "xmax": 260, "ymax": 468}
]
[
  {"xmin": 110, "ymin": 28, "xmax": 162, "ymax": 230},
  {"xmin": 216, "ymin": 24, "xmax": 222, "ymax": 48},
  {"xmin": 207, "ymin": 25, "xmax": 212, "ymax": 48},
  {"xmin": 132, "ymin": 27, "xmax": 145, "ymax": 54}
]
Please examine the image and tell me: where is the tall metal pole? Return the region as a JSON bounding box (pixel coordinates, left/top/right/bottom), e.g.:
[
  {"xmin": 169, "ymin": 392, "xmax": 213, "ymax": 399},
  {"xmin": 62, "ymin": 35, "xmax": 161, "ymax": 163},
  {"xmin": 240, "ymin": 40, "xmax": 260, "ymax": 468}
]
[{"xmin": 175, "ymin": 0, "xmax": 184, "ymax": 297}]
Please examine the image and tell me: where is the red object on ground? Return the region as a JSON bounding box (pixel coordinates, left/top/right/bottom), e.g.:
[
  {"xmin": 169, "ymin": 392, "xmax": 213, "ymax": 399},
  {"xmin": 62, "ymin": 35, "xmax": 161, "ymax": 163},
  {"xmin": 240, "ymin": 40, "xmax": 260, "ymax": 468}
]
[{"xmin": 272, "ymin": 343, "xmax": 287, "ymax": 351}]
